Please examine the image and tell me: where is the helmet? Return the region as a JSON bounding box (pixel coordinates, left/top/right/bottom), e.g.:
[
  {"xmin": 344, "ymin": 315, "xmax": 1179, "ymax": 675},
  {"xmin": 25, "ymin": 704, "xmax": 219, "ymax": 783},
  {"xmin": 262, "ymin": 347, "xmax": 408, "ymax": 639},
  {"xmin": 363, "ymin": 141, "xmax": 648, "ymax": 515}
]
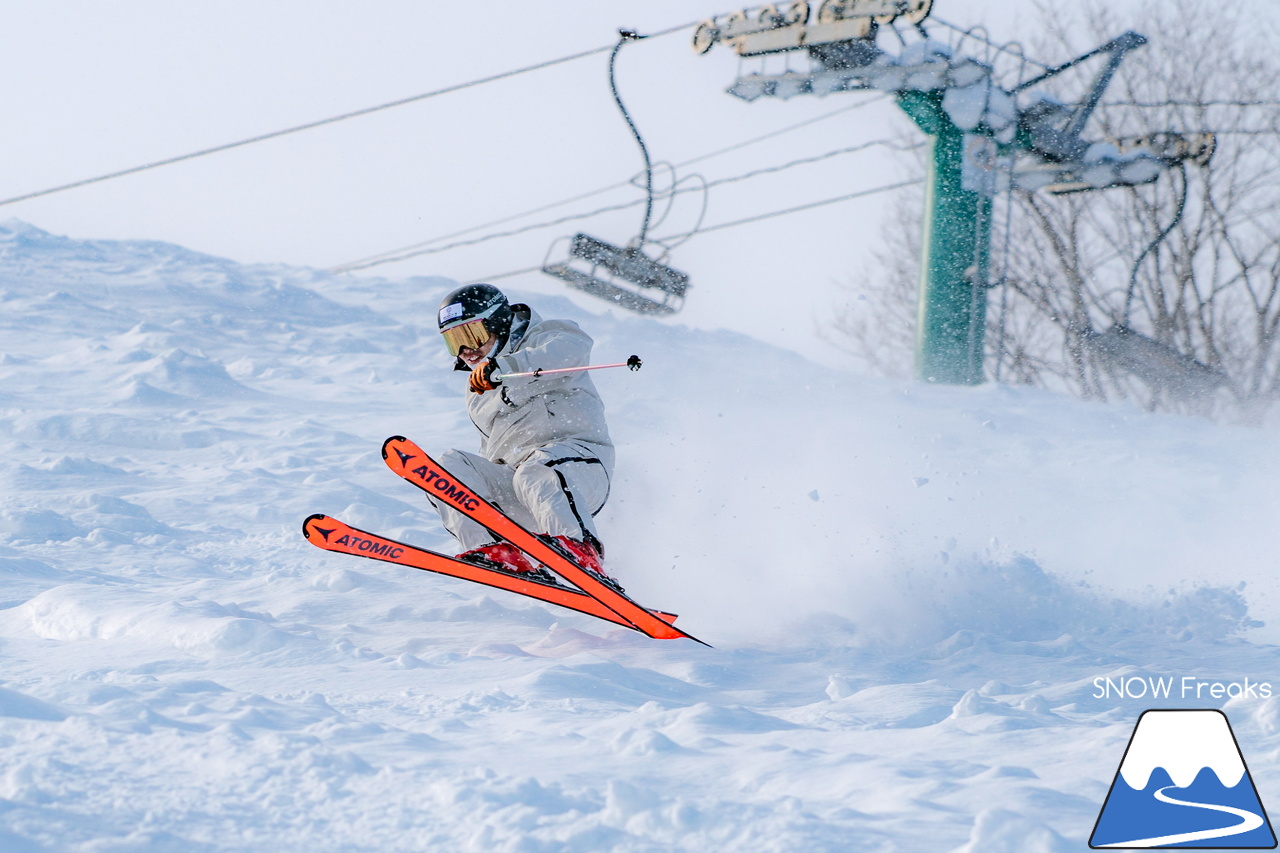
[{"xmin": 437, "ymin": 283, "xmax": 514, "ymax": 357}]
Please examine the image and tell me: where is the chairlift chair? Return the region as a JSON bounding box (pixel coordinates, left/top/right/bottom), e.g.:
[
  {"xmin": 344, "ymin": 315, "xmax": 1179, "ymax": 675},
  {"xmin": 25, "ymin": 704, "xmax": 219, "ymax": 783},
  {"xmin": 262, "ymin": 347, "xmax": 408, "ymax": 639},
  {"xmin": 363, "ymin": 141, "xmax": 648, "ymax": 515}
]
[
  {"xmin": 543, "ymin": 233, "xmax": 689, "ymax": 316},
  {"xmin": 542, "ymin": 30, "xmax": 692, "ymax": 316},
  {"xmin": 1082, "ymin": 324, "xmax": 1229, "ymax": 399},
  {"xmin": 1080, "ymin": 158, "xmax": 1230, "ymax": 399}
]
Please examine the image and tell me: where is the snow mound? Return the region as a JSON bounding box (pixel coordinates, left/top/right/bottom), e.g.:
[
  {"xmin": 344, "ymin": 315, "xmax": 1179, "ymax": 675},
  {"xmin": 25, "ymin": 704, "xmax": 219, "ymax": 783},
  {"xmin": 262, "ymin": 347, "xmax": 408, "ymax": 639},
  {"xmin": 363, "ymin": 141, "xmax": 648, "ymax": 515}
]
[
  {"xmin": 0, "ymin": 686, "xmax": 66, "ymax": 722},
  {"xmin": 951, "ymin": 809, "xmax": 1075, "ymax": 853},
  {"xmin": 15, "ymin": 585, "xmax": 295, "ymax": 656}
]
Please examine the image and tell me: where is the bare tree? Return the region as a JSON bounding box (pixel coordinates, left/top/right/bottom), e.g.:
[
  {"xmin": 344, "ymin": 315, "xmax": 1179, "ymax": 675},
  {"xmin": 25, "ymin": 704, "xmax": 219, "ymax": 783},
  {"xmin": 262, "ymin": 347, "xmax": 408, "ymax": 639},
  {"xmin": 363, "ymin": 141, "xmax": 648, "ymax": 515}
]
[{"xmin": 834, "ymin": 0, "xmax": 1280, "ymax": 422}]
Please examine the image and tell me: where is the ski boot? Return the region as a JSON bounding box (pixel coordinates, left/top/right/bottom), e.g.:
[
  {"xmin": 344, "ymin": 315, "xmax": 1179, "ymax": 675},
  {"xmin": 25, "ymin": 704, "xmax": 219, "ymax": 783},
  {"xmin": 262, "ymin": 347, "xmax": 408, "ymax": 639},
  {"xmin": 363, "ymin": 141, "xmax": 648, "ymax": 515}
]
[
  {"xmin": 548, "ymin": 535, "xmax": 624, "ymax": 593},
  {"xmin": 458, "ymin": 543, "xmax": 557, "ymax": 584}
]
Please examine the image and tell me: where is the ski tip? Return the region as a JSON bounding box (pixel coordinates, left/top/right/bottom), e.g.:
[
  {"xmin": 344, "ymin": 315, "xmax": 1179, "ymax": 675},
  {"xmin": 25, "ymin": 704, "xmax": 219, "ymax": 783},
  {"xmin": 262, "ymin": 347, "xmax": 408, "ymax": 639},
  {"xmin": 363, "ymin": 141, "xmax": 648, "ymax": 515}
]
[
  {"xmin": 302, "ymin": 513, "xmax": 328, "ymax": 539},
  {"xmin": 380, "ymin": 435, "xmax": 408, "ymax": 460}
]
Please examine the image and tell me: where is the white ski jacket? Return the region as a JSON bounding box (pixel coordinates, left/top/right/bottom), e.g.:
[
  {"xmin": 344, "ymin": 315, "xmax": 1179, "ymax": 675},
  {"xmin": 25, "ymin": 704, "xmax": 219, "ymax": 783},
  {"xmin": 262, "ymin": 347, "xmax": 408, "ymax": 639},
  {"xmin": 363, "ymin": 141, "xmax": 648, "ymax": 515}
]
[{"xmin": 463, "ymin": 305, "xmax": 615, "ymax": 470}]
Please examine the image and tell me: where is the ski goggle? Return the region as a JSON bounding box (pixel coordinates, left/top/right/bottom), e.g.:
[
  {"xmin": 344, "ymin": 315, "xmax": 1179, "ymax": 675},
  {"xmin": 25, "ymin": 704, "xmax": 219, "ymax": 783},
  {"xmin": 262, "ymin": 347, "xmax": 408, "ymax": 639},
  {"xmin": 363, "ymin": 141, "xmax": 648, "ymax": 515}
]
[{"xmin": 441, "ymin": 318, "xmax": 494, "ymax": 357}]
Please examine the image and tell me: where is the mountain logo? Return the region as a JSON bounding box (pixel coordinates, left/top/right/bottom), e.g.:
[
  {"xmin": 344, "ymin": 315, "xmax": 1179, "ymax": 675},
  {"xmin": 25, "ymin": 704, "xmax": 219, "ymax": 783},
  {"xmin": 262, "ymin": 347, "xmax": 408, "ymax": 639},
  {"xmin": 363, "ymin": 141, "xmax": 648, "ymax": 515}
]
[{"xmin": 1090, "ymin": 709, "xmax": 1276, "ymax": 848}]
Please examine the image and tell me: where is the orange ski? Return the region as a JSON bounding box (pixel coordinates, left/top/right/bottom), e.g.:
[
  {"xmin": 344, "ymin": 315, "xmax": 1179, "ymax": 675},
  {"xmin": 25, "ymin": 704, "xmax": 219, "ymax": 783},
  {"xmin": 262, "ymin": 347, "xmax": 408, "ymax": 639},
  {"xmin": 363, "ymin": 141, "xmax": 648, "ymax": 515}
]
[
  {"xmin": 302, "ymin": 514, "xmax": 678, "ymax": 631},
  {"xmin": 382, "ymin": 435, "xmax": 706, "ymax": 644}
]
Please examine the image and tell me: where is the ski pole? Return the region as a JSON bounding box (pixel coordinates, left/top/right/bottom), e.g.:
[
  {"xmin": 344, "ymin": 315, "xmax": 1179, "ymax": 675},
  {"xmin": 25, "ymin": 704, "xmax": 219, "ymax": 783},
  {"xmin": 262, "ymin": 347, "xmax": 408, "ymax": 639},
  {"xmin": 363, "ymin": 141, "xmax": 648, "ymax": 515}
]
[{"xmin": 494, "ymin": 354, "xmax": 642, "ymax": 381}]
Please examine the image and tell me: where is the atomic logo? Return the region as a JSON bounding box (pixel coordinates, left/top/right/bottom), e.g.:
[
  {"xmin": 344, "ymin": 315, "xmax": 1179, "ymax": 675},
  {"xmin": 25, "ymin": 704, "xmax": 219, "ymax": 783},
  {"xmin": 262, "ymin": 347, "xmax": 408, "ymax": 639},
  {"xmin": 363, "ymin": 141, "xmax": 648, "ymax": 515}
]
[{"xmin": 1091, "ymin": 709, "xmax": 1276, "ymax": 848}]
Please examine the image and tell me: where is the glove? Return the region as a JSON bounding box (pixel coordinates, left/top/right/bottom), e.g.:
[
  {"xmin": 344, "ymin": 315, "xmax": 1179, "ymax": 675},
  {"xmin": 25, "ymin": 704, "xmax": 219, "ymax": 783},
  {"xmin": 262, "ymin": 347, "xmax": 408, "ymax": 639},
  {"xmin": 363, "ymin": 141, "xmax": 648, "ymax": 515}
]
[{"xmin": 468, "ymin": 359, "xmax": 501, "ymax": 394}]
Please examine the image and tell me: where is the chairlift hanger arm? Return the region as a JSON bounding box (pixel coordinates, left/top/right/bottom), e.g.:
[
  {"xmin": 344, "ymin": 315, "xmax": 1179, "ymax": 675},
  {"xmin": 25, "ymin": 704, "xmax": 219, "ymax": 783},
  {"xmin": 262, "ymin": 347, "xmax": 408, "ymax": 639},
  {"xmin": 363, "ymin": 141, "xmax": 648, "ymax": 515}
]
[
  {"xmin": 1011, "ymin": 31, "xmax": 1147, "ymax": 95},
  {"xmin": 1123, "ymin": 161, "xmax": 1189, "ymax": 324},
  {"xmin": 609, "ymin": 29, "xmax": 656, "ymax": 248}
]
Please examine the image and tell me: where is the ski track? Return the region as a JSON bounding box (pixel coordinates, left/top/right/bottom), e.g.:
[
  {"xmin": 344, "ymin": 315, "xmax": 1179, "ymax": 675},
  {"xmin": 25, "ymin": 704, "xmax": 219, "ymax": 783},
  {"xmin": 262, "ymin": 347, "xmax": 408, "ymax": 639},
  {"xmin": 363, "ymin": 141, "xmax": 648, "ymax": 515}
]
[{"xmin": 2, "ymin": 221, "xmax": 1280, "ymax": 851}]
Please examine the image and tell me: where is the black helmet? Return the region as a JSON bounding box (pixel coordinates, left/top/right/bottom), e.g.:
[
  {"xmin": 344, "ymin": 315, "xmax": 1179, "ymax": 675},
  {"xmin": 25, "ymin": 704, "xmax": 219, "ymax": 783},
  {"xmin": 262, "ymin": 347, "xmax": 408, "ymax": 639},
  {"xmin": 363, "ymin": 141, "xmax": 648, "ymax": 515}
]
[{"xmin": 437, "ymin": 283, "xmax": 514, "ymax": 357}]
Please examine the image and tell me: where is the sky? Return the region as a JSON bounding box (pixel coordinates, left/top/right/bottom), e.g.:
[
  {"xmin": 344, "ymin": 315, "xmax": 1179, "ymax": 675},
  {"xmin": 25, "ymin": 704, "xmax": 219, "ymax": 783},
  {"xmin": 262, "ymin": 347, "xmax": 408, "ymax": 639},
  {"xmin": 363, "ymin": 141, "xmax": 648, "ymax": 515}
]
[{"xmin": 0, "ymin": 0, "xmax": 1261, "ymax": 366}]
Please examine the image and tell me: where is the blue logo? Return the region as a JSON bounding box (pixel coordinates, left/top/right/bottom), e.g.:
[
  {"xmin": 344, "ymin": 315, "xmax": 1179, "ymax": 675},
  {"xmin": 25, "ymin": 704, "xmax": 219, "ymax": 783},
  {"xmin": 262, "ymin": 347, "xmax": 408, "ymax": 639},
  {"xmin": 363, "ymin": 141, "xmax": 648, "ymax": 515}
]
[{"xmin": 1091, "ymin": 709, "xmax": 1276, "ymax": 848}]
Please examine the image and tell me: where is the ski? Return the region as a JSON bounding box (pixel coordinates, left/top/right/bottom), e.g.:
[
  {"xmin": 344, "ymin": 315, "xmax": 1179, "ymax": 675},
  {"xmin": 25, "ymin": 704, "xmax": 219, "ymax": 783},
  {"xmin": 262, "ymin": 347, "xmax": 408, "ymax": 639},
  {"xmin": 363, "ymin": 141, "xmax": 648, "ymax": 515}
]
[
  {"xmin": 302, "ymin": 514, "xmax": 679, "ymax": 632},
  {"xmin": 382, "ymin": 435, "xmax": 706, "ymax": 644}
]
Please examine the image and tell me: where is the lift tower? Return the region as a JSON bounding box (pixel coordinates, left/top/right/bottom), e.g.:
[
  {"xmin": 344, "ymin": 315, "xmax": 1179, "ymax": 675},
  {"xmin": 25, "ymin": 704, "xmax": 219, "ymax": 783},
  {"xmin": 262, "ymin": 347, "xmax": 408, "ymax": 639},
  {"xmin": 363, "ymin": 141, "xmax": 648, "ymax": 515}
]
[{"xmin": 694, "ymin": 0, "xmax": 1211, "ymax": 384}]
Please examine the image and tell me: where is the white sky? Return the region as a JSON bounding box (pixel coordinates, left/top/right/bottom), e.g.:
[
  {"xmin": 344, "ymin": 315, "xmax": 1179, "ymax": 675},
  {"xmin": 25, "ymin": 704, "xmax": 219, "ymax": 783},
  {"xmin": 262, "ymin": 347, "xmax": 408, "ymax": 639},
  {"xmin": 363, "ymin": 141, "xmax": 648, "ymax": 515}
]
[{"xmin": 0, "ymin": 0, "xmax": 1252, "ymax": 365}]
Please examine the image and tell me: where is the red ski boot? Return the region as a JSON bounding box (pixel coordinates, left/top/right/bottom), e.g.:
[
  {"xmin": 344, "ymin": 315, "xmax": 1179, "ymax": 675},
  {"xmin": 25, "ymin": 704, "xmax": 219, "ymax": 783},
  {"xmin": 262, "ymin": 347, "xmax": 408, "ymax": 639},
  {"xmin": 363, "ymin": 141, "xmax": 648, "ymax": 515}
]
[
  {"xmin": 549, "ymin": 535, "xmax": 623, "ymax": 592},
  {"xmin": 458, "ymin": 542, "xmax": 537, "ymax": 575}
]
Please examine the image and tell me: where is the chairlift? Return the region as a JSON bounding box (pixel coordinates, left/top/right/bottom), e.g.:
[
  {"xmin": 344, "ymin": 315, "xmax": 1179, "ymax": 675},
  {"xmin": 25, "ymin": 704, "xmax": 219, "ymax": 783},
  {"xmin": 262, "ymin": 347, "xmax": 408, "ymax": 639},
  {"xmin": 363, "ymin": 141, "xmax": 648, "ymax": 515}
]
[
  {"xmin": 543, "ymin": 233, "xmax": 688, "ymax": 315},
  {"xmin": 1082, "ymin": 324, "xmax": 1229, "ymax": 399},
  {"xmin": 1079, "ymin": 165, "xmax": 1231, "ymax": 398},
  {"xmin": 542, "ymin": 30, "xmax": 692, "ymax": 315}
]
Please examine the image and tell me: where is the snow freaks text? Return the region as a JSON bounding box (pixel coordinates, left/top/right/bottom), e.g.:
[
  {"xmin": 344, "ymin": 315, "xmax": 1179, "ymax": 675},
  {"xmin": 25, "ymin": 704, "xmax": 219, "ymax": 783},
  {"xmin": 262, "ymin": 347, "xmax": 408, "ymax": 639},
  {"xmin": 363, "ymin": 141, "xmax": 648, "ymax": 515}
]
[{"xmin": 1093, "ymin": 676, "xmax": 1273, "ymax": 701}]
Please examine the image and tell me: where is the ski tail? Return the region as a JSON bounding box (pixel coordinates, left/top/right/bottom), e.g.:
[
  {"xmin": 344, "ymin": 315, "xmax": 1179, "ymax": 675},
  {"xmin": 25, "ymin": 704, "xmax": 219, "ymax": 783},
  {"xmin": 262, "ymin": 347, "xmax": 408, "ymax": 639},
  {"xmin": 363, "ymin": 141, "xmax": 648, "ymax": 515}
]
[
  {"xmin": 301, "ymin": 514, "xmax": 678, "ymax": 629},
  {"xmin": 382, "ymin": 435, "xmax": 706, "ymax": 645}
]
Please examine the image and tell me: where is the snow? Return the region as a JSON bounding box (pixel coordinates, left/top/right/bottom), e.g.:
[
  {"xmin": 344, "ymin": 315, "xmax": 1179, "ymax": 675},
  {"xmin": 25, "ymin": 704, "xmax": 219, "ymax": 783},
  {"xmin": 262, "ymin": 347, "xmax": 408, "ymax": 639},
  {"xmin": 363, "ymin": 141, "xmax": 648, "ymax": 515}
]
[{"xmin": 2, "ymin": 220, "xmax": 1280, "ymax": 850}]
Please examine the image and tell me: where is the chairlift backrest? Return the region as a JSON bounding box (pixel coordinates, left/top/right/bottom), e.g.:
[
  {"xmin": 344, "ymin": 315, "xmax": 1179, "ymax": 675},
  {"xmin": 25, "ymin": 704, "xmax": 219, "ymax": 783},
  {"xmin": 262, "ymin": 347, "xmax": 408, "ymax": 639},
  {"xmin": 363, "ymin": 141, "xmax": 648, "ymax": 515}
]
[
  {"xmin": 542, "ymin": 233, "xmax": 689, "ymax": 316},
  {"xmin": 568, "ymin": 234, "xmax": 689, "ymax": 296}
]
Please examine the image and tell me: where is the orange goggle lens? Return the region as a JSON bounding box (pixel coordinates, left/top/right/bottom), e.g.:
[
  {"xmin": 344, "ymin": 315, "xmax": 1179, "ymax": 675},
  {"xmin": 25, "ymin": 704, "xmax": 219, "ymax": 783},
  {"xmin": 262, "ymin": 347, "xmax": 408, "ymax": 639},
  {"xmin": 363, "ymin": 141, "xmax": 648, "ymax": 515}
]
[{"xmin": 441, "ymin": 319, "xmax": 493, "ymax": 357}]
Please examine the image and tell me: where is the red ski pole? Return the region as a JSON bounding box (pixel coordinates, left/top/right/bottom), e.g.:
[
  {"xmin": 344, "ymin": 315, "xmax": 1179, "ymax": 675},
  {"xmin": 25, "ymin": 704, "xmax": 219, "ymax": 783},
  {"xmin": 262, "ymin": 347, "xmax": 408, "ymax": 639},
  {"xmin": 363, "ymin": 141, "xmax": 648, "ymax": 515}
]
[{"xmin": 493, "ymin": 354, "xmax": 642, "ymax": 381}]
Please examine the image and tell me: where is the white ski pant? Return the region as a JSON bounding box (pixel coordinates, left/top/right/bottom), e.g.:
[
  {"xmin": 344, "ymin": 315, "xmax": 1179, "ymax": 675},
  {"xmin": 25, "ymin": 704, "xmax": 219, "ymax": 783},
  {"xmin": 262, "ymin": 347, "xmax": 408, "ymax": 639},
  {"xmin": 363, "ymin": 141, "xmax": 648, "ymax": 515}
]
[{"xmin": 428, "ymin": 444, "xmax": 611, "ymax": 553}]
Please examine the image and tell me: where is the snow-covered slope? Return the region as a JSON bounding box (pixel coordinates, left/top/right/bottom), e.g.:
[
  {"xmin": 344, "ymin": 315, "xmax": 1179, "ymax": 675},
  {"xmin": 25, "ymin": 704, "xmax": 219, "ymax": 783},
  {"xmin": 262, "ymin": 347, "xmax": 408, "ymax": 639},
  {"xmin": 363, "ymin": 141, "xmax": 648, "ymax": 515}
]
[{"xmin": 3, "ymin": 220, "xmax": 1280, "ymax": 851}]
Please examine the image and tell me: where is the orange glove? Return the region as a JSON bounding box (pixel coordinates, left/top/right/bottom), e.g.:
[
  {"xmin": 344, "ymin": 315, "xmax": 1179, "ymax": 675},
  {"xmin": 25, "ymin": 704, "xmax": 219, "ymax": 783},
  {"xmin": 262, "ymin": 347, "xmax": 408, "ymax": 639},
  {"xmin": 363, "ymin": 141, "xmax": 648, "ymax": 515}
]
[{"xmin": 468, "ymin": 359, "xmax": 501, "ymax": 394}]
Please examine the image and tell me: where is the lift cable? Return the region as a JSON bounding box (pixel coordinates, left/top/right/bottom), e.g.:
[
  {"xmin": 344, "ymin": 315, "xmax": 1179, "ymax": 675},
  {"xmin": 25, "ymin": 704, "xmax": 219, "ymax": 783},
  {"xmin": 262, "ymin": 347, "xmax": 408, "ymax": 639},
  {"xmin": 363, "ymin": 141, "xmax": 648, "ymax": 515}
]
[
  {"xmin": 630, "ymin": 177, "xmax": 920, "ymax": 243},
  {"xmin": 928, "ymin": 16, "xmax": 1054, "ymax": 71},
  {"xmin": 471, "ymin": 176, "xmax": 922, "ymax": 283},
  {"xmin": 678, "ymin": 93, "xmax": 889, "ymax": 167},
  {"xmin": 0, "ymin": 20, "xmax": 699, "ymax": 209},
  {"xmin": 1100, "ymin": 99, "xmax": 1280, "ymax": 108},
  {"xmin": 329, "ymin": 94, "xmax": 890, "ymax": 273},
  {"xmin": 331, "ymin": 137, "xmax": 918, "ymax": 273}
]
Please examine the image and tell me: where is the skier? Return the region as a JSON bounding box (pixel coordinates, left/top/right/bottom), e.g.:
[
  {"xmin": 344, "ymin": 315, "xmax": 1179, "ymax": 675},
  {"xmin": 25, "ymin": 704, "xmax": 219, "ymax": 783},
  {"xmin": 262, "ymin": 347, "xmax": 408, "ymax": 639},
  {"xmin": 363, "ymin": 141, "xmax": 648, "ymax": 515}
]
[{"xmin": 431, "ymin": 283, "xmax": 616, "ymax": 580}]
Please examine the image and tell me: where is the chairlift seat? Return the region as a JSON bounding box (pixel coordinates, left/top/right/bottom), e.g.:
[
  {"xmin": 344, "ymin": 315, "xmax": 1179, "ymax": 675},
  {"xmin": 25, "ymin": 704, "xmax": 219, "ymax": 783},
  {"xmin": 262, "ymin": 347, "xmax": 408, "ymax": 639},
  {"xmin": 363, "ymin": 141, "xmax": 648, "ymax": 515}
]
[
  {"xmin": 543, "ymin": 233, "xmax": 689, "ymax": 316},
  {"xmin": 1083, "ymin": 324, "xmax": 1229, "ymax": 397}
]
